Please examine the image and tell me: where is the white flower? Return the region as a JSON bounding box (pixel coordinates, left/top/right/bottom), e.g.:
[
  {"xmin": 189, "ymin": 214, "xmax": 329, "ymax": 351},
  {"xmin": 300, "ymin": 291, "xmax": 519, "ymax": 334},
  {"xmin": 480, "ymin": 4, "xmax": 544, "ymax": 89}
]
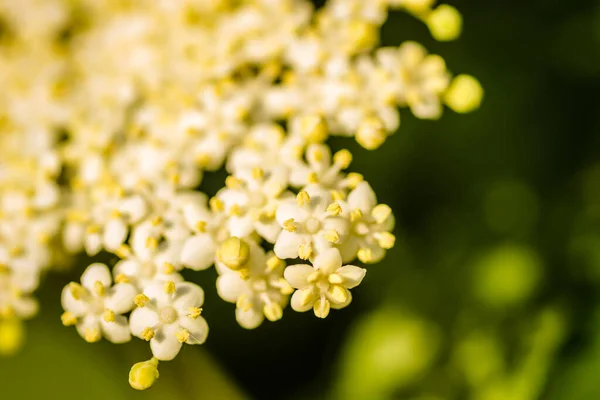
[
  {"xmin": 61, "ymin": 263, "xmax": 137, "ymax": 343},
  {"xmin": 339, "ymin": 182, "xmax": 396, "ymax": 263},
  {"xmin": 274, "ymin": 185, "xmax": 350, "ymax": 260},
  {"xmin": 216, "ymin": 242, "xmax": 293, "ymax": 329},
  {"xmin": 216, "ymin": 168, "xmax": 291, "ymax": 242},
  {"xmin": 284, "ymin": 248, "xmax": 366, "ymax": 318},
  {"xmin": 129, "ymin": 281, "xmax": 208, "ymax": 361},
  {"xmin": 0, "ymin": 268, "xmax": 38, "ymax": 320},
  {"xmin": 288, "ymin": 144, "xmax": 353, "ymax": 190}
]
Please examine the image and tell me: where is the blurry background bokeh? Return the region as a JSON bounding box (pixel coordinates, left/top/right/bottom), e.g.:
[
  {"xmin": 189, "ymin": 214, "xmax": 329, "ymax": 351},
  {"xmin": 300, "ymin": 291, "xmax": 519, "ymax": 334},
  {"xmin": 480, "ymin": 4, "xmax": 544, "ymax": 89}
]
[{"xmin": 2, "ymin": 0, "xmax": 600, "ymax": 399}]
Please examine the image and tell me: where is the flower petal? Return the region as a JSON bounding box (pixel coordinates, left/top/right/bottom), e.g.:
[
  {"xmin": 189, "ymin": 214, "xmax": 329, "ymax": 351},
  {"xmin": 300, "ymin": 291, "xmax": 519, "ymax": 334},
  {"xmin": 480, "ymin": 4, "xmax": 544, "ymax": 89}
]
[
  {"xmin": 179, "ymin": 316, "xmax": 209, "ymax": 344},
  {"xmin": 129, "ymin": 307, "xmax": 159, "ymax": 337},
  {"xmin": 150, "ymin": 324, "xmax": 183, "ymax": 361},
  {"xmin": 348, "ymin": 182, "xmax": 377, "ymax": 213},
  {"xmin": 283, "ymin": 264, "xmax": 314, "ymax": 289},
  {"xmin": 101, "ymin": 315, "xmax": 131, "ymax": 344},
  {"xmin": 313, "ymin": 248, "xmax": 342, "ymax": 274},
  {"xmin": 81, "ymin": 263, "xmax": 112, "ymax": 291},
  {"xmin": 180, "ymin": 234, "xmax": 216, "ymax": 271},
  {"xmin": 103, "ymin": 218, "xmax": 128, "ymax": 251},
  {"xmin": 105, "ymin": 283, "xmax": 137, "ymax": 314},
  {"xmin": 290, "ymin": 288, "xmax": 317, "ymax": 312},
  {"xmin": 273, "ymin": 230, "xmax": 304, "ymax": 259},
  {"xmin": 336, "ymin": 265, "xmax": 367, "ymax": 289},
  {"xmin": 216, "ymin": 272, "xmax": 247, "ymax": 303},
  {"xmin": 173, "ymin": 282, "xmax": 204, "ymax": 310},
  {"xmin": 236, "ymin": 306, "xmax": 264, "ymax": 329}
]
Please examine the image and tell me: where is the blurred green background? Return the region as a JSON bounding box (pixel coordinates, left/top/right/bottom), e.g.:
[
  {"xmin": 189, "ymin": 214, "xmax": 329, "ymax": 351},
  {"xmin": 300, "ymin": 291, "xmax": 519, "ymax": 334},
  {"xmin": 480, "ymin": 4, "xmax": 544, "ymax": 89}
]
[{"xmin": 3, "ymin": 0, "xmax": 600, "ymax": 399}]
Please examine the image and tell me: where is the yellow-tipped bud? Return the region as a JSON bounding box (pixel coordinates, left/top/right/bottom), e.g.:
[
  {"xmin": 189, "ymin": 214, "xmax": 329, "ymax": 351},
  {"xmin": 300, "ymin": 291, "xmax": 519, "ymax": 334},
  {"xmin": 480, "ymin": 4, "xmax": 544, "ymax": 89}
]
[
  {"xmin": 444, "ymin": 74, "xmax": 484, "ymax": 114},
  {"xmin": 299, "ymin": 114, "xmax": 328, "ymax": 143},
  {"xmin": 426, "ymin": 4, "xmax": 463, "ymax": 42},
  {"xmin": 218, "ymin": 237, "xmax": 250, "ymax": 271},
  {"xmin": 129, "ymin": 358, "xmax": 160, "ymax": 391},
  {"xmin": 356, "ymin": 117, "xmax": 388, "ymax": 150}
]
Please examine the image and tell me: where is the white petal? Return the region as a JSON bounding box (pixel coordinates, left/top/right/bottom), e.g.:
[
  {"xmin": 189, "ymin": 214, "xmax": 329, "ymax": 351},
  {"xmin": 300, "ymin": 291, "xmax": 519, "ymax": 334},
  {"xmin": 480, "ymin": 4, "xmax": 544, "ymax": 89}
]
[
  {"xmin": 216, "ymin": 272, "xmax": 247, "ymax": 303},
  {"xmin": 236, "ymin": 306, "xmax": 264, "ymax": 329},
  {"xmin": 228, "ymin": 215, "xmax": 255, "ymax": 238},
  {"xmin": 105, "ymin": 283, "xmax": 137, "ymax": 314},
  {"xmin": 336, "ymin": 265, "xmax": 367, "ymax": 289},
  {"xmin": 172, "ymin": 282, "xmax": 204, "ymax": 312},
  {"xmin": 84, "ymin": 232, "xmax": 103, "ymax": 256},
  {"xmin": 13, "ymin": 296, "xmax": 38, "ymax": 319},
  {"xmin": 180, "ymin": 235, "xmax": 216, "ymax": 271},
  {"xmin": 313, "ymin": 248, "xmax": 342, "ymax": 274},
  {"xmin": 151, "ymin": 324, "xmax": 183, "ymax": 361},
  {"xmin": 143, "ymin": 281, "xmax": 172, "ymax": 308},
  {"xmin": 76, "ymin": 315, "xmax": 100, "ymax": 340},
  {"xmin": 283, "ymin": 264, "xmax": 314, "ymax": 289},
  {"xmin": 61, "ymin": 285, "xmax": 87, "ymax": 316},
  {"xmin": 330, "ymin": 290, "xmax": 353, "ymax": 310},
  {"xmin": 63, "ymin": 223, "xmax": 84, "ymax": 253},
  {"xmin": 119, "ymin": 195, "xmax": 148, "ymax": 223},
  {"xmin": 348, "ymin": 182, "xmax": 377, "ymax": 213},
  {"xmin": 113, "ymin": 259, "xmax": 140, "ymax": 277},
  {"xmin": 81, "ymin": 263, "xmax": 112, "ymax": 291},
  {"xmin": 103, "ymin": 218, "xmax": 128, "ymax": 251},
  {"xmin": 179, "ymin": 316, "xmax": 209, "ymax": 344},
  {"xmin": 182, "ymin": 202, "xmax": 212, "ymax": 231},
  {"xmin": 255, "ymin": 220, "xmax": 282, "ymax": 244},
  {"xmin": 273, "ymin": 230, "xmax": 304, "ymax": 259},
  {"xmin": 276, "ymin": 201, "xmax": 309, "ymax": 226},
  {"xmin": 290, "ymin": 288, "xmax": 317, "ymax": 312},
  {"xmin": 129, "ymin": 307, "xmax": 159, "ymax": 337},
  {"xmin": 101, "ymin": 315, "xmax": 131, "ymax": 344}
]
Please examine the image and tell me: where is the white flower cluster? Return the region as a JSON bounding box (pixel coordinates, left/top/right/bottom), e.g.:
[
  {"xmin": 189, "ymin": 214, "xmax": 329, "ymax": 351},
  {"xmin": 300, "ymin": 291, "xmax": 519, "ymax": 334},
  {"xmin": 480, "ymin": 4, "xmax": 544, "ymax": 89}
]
[{"xmin": 0, "ymin": 0, "xmax": 482, "ymax": 389}]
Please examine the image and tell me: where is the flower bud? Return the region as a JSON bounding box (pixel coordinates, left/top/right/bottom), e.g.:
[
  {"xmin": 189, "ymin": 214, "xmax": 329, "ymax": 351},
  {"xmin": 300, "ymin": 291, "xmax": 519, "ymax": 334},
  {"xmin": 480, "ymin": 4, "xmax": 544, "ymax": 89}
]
[
  {"xmin": 426, "ymin": 4, "xmax": 462, "ymax": 42},
  {"xmin": 218, "ymin": 237, "xmax": 250, "ymax": 271},
  {"xmin": 129, "ymin": 358, "xmax": 159, "ymax": 390},
  {"xmin": 444, "ymin": 74, "xmax": 483, "ymax": 114},
  {"xmin": 0, "ymin": 318, "xmax": 24, "ymax": 356}
]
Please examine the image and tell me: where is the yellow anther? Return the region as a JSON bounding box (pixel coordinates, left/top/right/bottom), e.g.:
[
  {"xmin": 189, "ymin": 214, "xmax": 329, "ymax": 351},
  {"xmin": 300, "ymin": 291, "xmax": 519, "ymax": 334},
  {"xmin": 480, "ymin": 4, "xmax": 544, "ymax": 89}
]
[
  {"xmin": 229, "ymin": 203, "xmax": 243, "ymax": 216},
  {"xmin": 0, "ymin": 318, "xmax": 23, "ymax": 356},
  {"xmin": 346, "ymin": 173, "xmax": 364, "ymax": 189},
  {"xmin": 93, "ymin": 281, "xmax": 105, "ymax": 296},
  {"xmin": 188, "ymin": 307, "xmax": 203, "ymax": 319},
  {"xmin": 328, "ymin": 273, "xmax": 344, "ymax": 285},
  {"xmin": 356, "ymin": 117, "xmax": 387, "ymax": 150},
  {"xmin": 164, "ymin": 281, "xmax": 176, "ymax": 295},
  {"xmin": 330, "ymin": 190, "xmax": 346, "ymax": 201},
  {"xmin": 163, "ymin": 262, "xmax": 175, "ymax": 274},
  {"xmin": 238, "ymin": 268, "xmax": 250, "ymax": 280},
  {"xmin": 328, "ymin": 285, "xmax": 349, "ymax": 304},
  {"xmin": 141, "ymin": 327, "xmax": 155, "ymax": 341},
  {"xmin": 375, "ymin": 232, "xmax": 396, "ymax": 249},
  {"xmin": 129, "ymin": 358, "xmax": 160, "ymax": 391},
  {"xmin": 110, "ymin": 209, "xmax": 122, "ymax": 218},
  {"xmin": 84, "ymin": 328, "xmax": 101, "ymax": 343},
  {"xmin": 195, "ymin": 153, "xmax": 212, "ymax": 167},
  {"xmin": 371, "ymin": 204, "xmax": 392, "ymax": 224},
  {"xmin": 326, "ymin": 202, "xmax": 342, "ymax": 216},
  {"xmin": 283, "ymin": 218, "xmax": 297, "ymax": 232},
  {"xmin": 252, "ymin": 167, "xmax": 264, "ymax": 180},
  {"xmin": 185, "ymin": 126, "xmax": 201, "ymax": 136},
  {"xmin": 69, "ymin": 282, "xmax": 86, "ymax": 300},
  {"xmin": 61, "ymin": 311, "xmax": 78, "ymax": 326},
  {"xmin": 350, "ymin": 209, "xmax": 363, "ymax": 223},
  {"xmin": 209, "ymin": 197, "xmax": 225, "ymax": 212},
  {"xmin": 37, "ymin": 232, "xmax": 51, "ymax": 244},
  {"xmin": 236, "ymin": 294, "xmax": 252, "ymax": 312},
  {"xmin": 195, "ymin": 220, "xmax": 207, "ymax": 232},
  {"xmin": 263, "ymin": 302, "xmax": 283, "ymax": 322},
  {"xmin": 297, "ymin": 191, "xmax": 311, "ymax": 206},
  {"xmin": 312, "ymin": 149, "xmax": 325, "ymax": 162},
  {"xmin": 307, "ymin": 172, "xmax": 319, "ymax": 184},
  {"xmin": 299, "ymin": 289, "xmax": 315, "ymax": 307},
  {"xmin": 103, "ymin": 309, "xmax": 116, "ymax": 323},
  {"xmin": 345, "ymin": 20, "xmax": 377, "ymax": 53},
  {"xmin": 146, "ymin": 236, "xmax": 159, "ymax": 250},
  {"xmin": 357, "ymin": 248, "xmax": 374, "ymax": 263},
  {"xmin": 151, "ymin": 216, "xmax": 163, "ymax": 226},
  {"xmin": 115, "ymin": 244, "xmax": 132, "ymax": 258},
  {"xmin": 277, "ymin": 278, "xmax": 295, "ymax": 295},
  {"xmin": 135, "ymin": 294, "xmax": 150, "ymax": 308},
  {"xmin": 266, "ymin": 256, "xmax": 285, "ymax": 272},
  {"xmin": 86, "ymin": 224, "xmax": 101, "ymax": 234},
  {"xmin": 176, "ymin": 328, "xmax": 190, "ymax": 343},
  {"xmin": 218, "ymin": 237, "xmax": 250, "ymax": 270},
  {"xmin": 225, "ymin": 175, "xmax": 242, "ymax": 189},
  {"xmin": 299, "ymin": 114, "xmax": 329, "ymax": 143},
  {"xmin": 170, "ymin": 172, "xmax": 181, "ymax": 185},
  {"xmin": 333, "ymin": 149, "xmax": 353, "ymax": 169},
  {"xmin": 307, "ymin": 271, "xmax": 321, "ymax": 283},
  {"xmin": 324, "ymin": 229, "xmax": 340, "ymax": 243},
  {"xmin": 314, "ymin": 298, "xmax": 331, "ymax": 319},
  {"xmin": 115, "ymin": 273, "xmax": 130, "ymax": 284},
  {"xmin": 298, "ymin": 242, "xmax": 313, "ymax": 260}
]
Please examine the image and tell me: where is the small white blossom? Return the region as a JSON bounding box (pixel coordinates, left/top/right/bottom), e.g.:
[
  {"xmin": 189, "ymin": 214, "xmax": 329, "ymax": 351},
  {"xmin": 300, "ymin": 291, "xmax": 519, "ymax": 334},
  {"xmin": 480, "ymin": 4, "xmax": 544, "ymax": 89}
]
[
  {"xmin": 284, "ymin": 248, "xmax": 366, "ymax": 318},
  {"xmin": 129, "ymin": 281, "xmax": 208, "ymax": 361}
]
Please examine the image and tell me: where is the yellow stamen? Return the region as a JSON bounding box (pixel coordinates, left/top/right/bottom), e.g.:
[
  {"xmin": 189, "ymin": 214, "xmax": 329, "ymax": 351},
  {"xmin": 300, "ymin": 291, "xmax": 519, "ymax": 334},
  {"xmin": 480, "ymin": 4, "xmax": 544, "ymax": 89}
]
[
  {"xmin": 297, "ymin": 191, "xmax": 311, "ymax": 206},
  {"xmin": 266, "ymin": 256, "xmax": 285, "ymax": 272},
  {"xmin": 324, "ymin": 230, "xmax": 340, "ymax": 243},
  {"xmin": 164, "ymin": 281, "xmax": 176, "ymax": 295},
  {"xmin": 176, "ymin": 328, "xmax": 190, "ymax": 343},
  {"xmin": 375, "ymin": 232, "xmax": 396, "ymax": 249},
  {"xmin": 209, "ymin": 197, "xmax": 224, "ymax": 212},
  {"xmin": 135, "ymin": 294, "xmax": 150, "ymax": 308},
  {"xmin": 195, "ymin": 221, "xmax": 207, "ymax": 232},
  {"xmin": 115, "ymin": 273, "xmax": 130, "ymax": 284},
  {"xmin": 357, "ymin": 248, "xmax": 374, "ymax": 263},
  {"xmin": 141, "ymin": 327, "xmax": 155, "ymax": 341},
  {"xmin": 61, "ymin": 311, "xmax": 77, "ymax": 326},
  {"xmin": 69, "ymin": 282, "xmax": 86, "ymax": 300},
  {"xmin": 298, "ymin": 242, "xmax": 313, "ymax": 260},
  {"xmin": 350, "ymin": 209, "xmax": 363, "ymax": 223},
  {"xmin": 283, "ymin": 218, "xmax": 297, "ymax": 232},
  {"xmin": 93, "ymin": 281, "xmax": 105, "ymax": 296},
  {"xmin": 263, "ymin": 303, "xmax": 283, "ymax": 322},
  {"xmin": 103, "ymin": 309, "xmax": 116, "ymax": 323},
  {"xmin": 328, "ymin": 285, "xmax": 348, "ymax": 304},
  {"xmin": 188, "ymin": 307, "xmax": 203, "ymax": 319},
  {"xmin": 326, "ymin": 202, "xmax": 342, "ymax": 216},
  {"xmin": 252, "ymin": 167, "xmax": 264, "ymax": 180},
  {"xmin": 84, "ymin": 328, "xmax": 101, "ymax": 343},
  {"xmin": 371, "ymin": 204, "xmax": 392, "ymax": 224}
]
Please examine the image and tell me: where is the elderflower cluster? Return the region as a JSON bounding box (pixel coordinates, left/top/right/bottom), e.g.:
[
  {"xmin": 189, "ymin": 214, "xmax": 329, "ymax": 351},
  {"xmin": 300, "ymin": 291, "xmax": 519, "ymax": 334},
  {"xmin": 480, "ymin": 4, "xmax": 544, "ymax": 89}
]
[{"xmin": 0, "ymin": 0, "xmax": 482, "ymax": 389}]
